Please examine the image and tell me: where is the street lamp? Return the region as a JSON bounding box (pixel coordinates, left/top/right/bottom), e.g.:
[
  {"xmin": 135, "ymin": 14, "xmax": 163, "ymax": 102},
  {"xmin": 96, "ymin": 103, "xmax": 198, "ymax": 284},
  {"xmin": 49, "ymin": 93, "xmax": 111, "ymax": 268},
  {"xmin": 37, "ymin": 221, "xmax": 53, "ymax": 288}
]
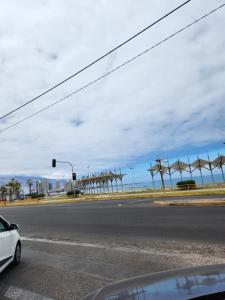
[
  {"xmin": 52, "ymin": 159, "xmax": 76, "ymax": 198},
  {"xmin": 129, "ymin": 167, "xmax": 135, "ymax": 190},
  {"xmin": 87, "ymin": 165, "xmax": 91, "ymax": 194},
  {"xmin": 156, "ymin": 159, "xmax": 166, "ymax": 191}
]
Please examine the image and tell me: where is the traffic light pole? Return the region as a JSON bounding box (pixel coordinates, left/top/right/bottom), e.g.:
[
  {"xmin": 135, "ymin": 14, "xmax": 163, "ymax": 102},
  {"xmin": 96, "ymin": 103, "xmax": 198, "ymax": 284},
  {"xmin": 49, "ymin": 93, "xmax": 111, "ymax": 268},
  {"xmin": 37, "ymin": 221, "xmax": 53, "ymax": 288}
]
[{"xmin": 52, "ymin": 160, "xmax": 76, "ymax": 199}]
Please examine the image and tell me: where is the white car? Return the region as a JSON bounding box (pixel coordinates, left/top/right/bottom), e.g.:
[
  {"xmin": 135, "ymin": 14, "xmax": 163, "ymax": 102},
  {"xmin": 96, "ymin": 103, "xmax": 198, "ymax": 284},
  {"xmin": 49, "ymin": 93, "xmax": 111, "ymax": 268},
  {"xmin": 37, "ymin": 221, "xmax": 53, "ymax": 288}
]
[{"xmin": 0, "ymin": 215, "xmax": 21, "ymax": 273}]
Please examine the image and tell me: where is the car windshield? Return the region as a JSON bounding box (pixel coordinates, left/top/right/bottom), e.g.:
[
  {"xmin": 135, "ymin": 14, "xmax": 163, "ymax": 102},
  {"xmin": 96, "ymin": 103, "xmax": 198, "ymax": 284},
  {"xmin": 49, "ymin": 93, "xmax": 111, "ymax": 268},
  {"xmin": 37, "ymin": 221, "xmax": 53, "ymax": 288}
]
[{"xmin": 0, "ymin": 1, "xmax": 225, "ymax": 300}]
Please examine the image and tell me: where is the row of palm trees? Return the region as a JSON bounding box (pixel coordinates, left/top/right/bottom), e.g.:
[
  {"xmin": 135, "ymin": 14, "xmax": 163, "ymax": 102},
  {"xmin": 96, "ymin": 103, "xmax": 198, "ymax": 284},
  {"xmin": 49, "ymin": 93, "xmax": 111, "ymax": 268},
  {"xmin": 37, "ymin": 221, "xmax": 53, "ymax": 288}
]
[{"xmin": 0, "ymin": 179, "xmax": 21, "ymax": 201}]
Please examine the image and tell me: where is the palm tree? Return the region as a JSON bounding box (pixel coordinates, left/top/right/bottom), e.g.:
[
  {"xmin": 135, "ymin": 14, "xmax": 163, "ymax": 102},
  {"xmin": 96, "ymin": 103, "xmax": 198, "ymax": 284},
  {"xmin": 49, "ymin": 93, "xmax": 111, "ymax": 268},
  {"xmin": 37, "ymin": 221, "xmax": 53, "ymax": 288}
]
[
  {"xmin": 6, "ymin": 179, "xmax": 21, "ymax": 200},
  {"xmin": 27, "ymin": 179, "xmax": 33, "ymax": 196},
  {"xmin": 14, "ymin": 180, "xmax": 21, "ymax": 199},
  {"xmin": 6, "ymin": 180, "xmax": 13, "ymax": 201},
  {"xmin": 0, "ymin": 185, "xmax": 7, "ymax": 201}
]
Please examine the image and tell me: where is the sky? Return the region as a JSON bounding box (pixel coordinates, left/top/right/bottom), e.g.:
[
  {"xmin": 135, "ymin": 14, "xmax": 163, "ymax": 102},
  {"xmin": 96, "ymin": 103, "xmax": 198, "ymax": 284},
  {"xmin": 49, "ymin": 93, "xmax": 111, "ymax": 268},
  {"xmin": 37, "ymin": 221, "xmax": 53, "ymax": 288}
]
[{"xmin": 0, "ymin": 0, "xmax": 225, "ymax": 180}]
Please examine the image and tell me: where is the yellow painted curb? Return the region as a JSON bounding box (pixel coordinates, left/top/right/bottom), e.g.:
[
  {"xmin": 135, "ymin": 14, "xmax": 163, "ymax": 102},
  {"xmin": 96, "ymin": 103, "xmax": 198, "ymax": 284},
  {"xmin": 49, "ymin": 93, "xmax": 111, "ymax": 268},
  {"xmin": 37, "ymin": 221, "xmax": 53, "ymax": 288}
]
[{"xmin": 154, "ymin": 200, "xmax": 225, "ymax": 206}]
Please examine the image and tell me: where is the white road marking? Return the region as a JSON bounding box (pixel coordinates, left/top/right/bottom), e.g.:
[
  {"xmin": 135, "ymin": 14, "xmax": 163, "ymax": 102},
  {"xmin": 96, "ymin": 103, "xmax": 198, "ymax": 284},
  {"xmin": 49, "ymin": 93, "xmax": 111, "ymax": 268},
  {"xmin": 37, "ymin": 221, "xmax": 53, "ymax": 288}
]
[
  {"xmin": 4, "ymin": 285, "xmax": 54, "ymax": 300},
  {"xmin": 124, "ymin": 199, "xmax": 152, "ymax": 206},
  {"xmin": 22, "ymin": 236, "xmax": 179, "ymax": 257}
]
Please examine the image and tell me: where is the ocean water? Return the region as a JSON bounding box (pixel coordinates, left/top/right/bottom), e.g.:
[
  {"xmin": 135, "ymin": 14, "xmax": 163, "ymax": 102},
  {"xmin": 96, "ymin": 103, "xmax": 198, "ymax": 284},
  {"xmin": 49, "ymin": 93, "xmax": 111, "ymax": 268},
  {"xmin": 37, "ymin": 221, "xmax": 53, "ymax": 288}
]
[{"xmin": 122, "ymin": 173, "xmax": 225, "ymax": 191}]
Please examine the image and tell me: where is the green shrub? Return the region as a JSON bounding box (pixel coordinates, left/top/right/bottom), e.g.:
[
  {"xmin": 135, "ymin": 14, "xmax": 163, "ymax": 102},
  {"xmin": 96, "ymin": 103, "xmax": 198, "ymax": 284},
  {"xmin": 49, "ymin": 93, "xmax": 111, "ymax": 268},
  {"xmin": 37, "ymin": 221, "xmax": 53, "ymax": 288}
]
[
  {"xmin": 67, "ymin": 189, "xmax": 81, "ymax": 197},
  {"xmin": 31, "ymin": 193, "xmax": 45, "ymax": 198},
  {"xmin": 176, "ymin": 180, "xmax": 196, "ymax": 190}
]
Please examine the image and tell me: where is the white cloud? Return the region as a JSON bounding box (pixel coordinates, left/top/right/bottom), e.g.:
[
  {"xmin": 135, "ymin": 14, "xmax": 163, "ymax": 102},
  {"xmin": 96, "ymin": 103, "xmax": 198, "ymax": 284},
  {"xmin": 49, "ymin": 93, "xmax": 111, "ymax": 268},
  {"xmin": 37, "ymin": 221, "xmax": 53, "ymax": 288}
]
[{"xmin": 0, "ymin": 0, "xmax": 224, "ymax": 178}]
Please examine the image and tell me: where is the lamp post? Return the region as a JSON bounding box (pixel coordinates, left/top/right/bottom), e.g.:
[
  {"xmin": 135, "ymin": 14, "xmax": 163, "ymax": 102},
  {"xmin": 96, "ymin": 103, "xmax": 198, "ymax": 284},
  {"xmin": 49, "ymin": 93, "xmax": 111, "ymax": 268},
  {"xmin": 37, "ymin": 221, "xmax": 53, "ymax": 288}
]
[
  {"xmin": 87, "ymin": 165, "xmax": 90, "ymax": 194},
  {"xmin": 52, "ymin": 159, "xmax": 76, "ymax": 199},
  {"xmin": 156, "ymin": 159, "xmax": 165, "ymax": 191},
  {"xmin": 129, "ymin": 167, "xmax": 134, "ymax": 190}
]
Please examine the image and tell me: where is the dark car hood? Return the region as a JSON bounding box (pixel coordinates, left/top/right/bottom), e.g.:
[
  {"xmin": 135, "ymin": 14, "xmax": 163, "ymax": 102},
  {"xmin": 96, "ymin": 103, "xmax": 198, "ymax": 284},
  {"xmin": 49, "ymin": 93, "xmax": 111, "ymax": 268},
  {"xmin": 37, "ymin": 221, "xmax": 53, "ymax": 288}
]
[{"xmin": 83, "ymin": 264, "xmax": 225, "ymax": 300}]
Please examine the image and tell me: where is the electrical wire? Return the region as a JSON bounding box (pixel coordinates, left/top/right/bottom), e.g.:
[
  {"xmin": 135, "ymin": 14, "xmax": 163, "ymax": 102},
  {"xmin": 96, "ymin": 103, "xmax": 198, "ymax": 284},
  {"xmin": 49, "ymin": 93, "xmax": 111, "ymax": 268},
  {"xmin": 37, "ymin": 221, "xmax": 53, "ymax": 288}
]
[
  {"xmin": 0, "ymin": 0, "xmax": 191, "ymax": 121},
  {"xmin": 0, "ymin": 3, "xmax": 224, "ymax": 134}
]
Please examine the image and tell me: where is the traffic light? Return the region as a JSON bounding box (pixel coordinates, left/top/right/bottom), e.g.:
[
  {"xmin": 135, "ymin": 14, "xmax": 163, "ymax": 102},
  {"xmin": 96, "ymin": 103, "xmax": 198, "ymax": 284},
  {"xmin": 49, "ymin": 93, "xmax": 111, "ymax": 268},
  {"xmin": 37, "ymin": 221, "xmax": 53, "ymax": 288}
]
[
  {"xmin": 72, "ymin": 172, "xmax": 76, "ymax": 180},
  {"xmin": 52, "ymin": 159, "xmax": 56, "ymax": 168}
]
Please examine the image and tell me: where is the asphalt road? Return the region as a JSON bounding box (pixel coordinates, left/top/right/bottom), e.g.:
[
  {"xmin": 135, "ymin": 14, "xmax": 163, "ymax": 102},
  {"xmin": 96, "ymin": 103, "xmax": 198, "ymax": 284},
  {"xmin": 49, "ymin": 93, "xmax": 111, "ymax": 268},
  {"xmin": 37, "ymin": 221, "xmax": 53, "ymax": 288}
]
[
  {"xmin": 0, "ymin": 196, "xmax": 225, "ymax": 299},
  {"xmin": 2, "ymin": 196, "xmax": 225, "ymax": 244}
]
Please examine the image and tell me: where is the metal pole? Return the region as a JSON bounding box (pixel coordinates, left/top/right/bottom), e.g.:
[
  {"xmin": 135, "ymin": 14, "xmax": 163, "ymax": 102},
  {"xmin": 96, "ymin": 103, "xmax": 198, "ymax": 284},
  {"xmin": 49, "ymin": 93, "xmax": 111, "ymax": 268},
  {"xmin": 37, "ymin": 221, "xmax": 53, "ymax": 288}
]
[
  {"xmin": 157, "ymin": 159, "xmax": 165, "ymax": 191},
  {"xmin": 56, "ymin": 161, "xmax": 75, "ymax": 199},
  {"xmin": 199, "ymin": 167, "xmax": 204, "ymax": 186},
  {"xmin": 114, "ymin": 169, "xmax": 119, "ymax": 192},
  {"xmin": 178, "ymin": 161, "xmax": 183, "ymax": 181},
  {"xmin": 167, "ymin": 159, "xmax": 173, "ymax": 189},
  {"xmin": 111, "ymin": 180, "xmax": 114, "ymax": 193},
  {"xmin": 149, "ymin": 163, "xmax": 155, "ymax": 190},
  {"xmin": 95, "ymin": 180, "xmax": 97, "ymax": 194},
  {"xmin": 220, "ymin": 156, "xmax": 225, "ymax": 181},
  {"xmin": 71, "ymin": 165, "xmax": 75, "ymax": 199},
  {"xmin": 198, "ymin": 158, "xmax": 204, "ymax": 186},
  {"xmin": 129, "ymin": 167, "xmax": 134, "ymax": 190},
  {"xmin": 187, "ymin": 155, "xmax": 193, "ymax": 180},
  {"xmin": 151, "ymin": 172, "xmax": 155, "ymax": 190},
  {"xmin": 120, "ymin": 168, "xmax": 123, "ymax": 192},
  {"xmin": 87, "ymin": 166, "xmax": 90, "ymax": 195},
  {"xmin": 99, "ymin": 180, "xmax": 101, "ymax": 194},
  {"xmin": 180, "ymin": 170, "xmax": 183, "ymax": 181},
  {"xmin": 159, "ymin": 169, "xmax": 165, "ymax": 191},
  {"xmin": 107, "ymin": 180, "xmax": 110, "ymax": 194},
  {"xmin": 67, "ymin": 163, "xmax": 75, "ymax": 199},
  {"xmin": 207, "ymin": 154, "xmax": 215, "ymax": 184},
  {"xmin": 115, "ymin": 178, "xmax": 118, "ymax": 192},
  {"xmin": 168, "ymin": 167, "xmax": 173, "ymax": 189}
]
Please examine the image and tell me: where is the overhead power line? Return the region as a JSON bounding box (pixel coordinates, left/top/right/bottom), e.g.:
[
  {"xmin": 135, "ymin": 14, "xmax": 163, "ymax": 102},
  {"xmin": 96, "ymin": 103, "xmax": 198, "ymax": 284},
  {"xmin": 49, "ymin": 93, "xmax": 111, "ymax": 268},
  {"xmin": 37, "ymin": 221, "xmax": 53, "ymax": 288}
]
[
  {"xmin": 0, "ymin": 3, "xmax": 224, "ymax": 134},
  {"xmin": 0, "ymin": 0, "xmax": 191, "ymax": 121}
]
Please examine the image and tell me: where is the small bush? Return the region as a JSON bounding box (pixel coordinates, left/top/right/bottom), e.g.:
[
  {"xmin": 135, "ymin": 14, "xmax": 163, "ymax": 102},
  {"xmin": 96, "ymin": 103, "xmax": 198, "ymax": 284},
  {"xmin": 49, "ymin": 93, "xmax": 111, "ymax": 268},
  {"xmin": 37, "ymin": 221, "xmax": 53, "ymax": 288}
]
[
  {"xmin": 31, "ymin": 193, "xmax": 38, "ymax": 198},
  {"xmin": 67, "ymin": 189, "xmax": 81, "ymax": 197},
  {"xmin": 31, "ymin": 193, "xmax": 45, "ymax": 199},
  {"xmin": 176, "ymin": 180, "xmax": 196, "ymax": 190}
]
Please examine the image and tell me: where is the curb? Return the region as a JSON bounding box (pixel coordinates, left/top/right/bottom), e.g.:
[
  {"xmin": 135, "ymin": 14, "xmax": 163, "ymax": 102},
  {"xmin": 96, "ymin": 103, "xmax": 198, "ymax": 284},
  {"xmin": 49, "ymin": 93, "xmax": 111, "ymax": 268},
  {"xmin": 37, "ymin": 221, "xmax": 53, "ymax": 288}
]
[
  {"xmin": 0, "ymin": 196, "xmax": 132, "ymax": 208},
  {"xmin": 1, "ymin": 193, "xmax": 225, "ymax": 208},
  {"xmin": 154, "ymin": 200, "xmax": 225, "ymax": 206}
]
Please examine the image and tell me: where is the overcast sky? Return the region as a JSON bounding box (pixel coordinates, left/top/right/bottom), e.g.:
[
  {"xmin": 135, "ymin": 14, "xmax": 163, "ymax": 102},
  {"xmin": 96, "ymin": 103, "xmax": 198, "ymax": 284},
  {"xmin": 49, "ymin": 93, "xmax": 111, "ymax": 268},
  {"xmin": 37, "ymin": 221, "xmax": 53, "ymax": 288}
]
[{"xmin": 0, "ymin": 0, "xmax": 225, "ymax": 179}]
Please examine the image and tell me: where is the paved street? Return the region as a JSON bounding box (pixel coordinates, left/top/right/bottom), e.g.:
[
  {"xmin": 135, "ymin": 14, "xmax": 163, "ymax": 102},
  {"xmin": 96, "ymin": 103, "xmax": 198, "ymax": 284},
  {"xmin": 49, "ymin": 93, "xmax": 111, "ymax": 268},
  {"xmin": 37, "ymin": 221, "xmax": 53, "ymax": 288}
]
[{"xmin": 0, "ymin": 197, "xmax": 225, "ymax": 299}]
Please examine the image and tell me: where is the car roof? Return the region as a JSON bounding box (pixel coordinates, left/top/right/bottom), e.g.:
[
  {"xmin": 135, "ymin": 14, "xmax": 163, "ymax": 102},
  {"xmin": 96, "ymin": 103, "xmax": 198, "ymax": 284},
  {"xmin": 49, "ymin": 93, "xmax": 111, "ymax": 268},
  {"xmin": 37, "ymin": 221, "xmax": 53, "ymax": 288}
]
[{"xmin": 92, "ymin": 264, "xmax": 225, "ymax": 300}]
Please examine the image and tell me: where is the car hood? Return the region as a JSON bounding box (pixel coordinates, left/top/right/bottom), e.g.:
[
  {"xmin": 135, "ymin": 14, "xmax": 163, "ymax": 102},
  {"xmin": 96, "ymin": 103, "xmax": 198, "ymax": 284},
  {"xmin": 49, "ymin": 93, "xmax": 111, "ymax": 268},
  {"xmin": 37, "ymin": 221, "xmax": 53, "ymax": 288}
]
[{"xmin": 83, "ymin": 264, "xmax": 225, "ymax": 300}]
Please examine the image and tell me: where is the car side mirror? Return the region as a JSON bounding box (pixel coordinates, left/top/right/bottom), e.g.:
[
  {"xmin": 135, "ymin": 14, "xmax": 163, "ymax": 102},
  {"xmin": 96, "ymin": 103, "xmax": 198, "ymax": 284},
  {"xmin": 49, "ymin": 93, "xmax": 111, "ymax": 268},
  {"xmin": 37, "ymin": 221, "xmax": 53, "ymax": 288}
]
[{"xmin": 9, "ymin": 223, "xmax": 19, "ymax": 230}]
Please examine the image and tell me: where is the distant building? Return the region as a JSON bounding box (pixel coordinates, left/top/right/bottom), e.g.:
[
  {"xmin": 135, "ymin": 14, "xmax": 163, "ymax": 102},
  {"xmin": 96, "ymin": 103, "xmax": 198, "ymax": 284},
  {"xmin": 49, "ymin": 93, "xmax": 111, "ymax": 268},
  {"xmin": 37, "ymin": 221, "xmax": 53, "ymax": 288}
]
[
  {"xmin": 36, "ymin": 181, "xmax": 43, "ymax": 194},
  {"xmin": 48, "ymin": 183, "xmax": 53, "ymax": 191},
  {"xmin": 42, "ymin": 179, "xmax": 49, "ymax": 195},
  {"xmin": 64, "ymin": 181, "xmax": 72, "ymax": 192},
  {"xmin": 55, "ymin": 181, "xmax": 61, "ymax": 192}
]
